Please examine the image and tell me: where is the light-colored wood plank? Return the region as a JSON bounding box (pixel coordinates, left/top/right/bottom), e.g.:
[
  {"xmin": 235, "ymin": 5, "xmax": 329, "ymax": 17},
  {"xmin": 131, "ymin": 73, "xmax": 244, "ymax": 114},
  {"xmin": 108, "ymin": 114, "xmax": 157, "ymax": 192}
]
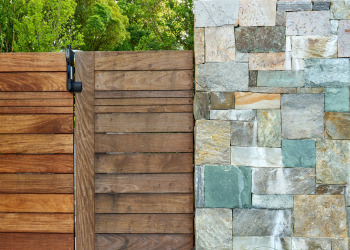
[
  {"xmin": 95, "ymin": 51, "xmax": 193, "ymax": 71},
  {"xmin": 0, "ymin": 194, "xmax": 74, "ymax": 213},
  {"xmin": 0, "ymin": 99, "xmax": 73, "ymax": 107},
  {"xmin": 95, "ymin": 105, "xmax": 193, "ymax": 113},
  {"xmin": 95, "ymin": 90, "xmax": 193, "ymax": 98},
  {"xmin": 0, "ymin": 91, "xmax": 72, "ymax": 99},
  {"xmin": 95, "ymin": 173, "xmax": 193, "ymax": 194},
  {"xmin": 0, "ymin": 107, "xmax": 74, "ymax": 114},
  {"xmin": 95, "ymin": 98, "xmax": 192, "ymax": 106}
]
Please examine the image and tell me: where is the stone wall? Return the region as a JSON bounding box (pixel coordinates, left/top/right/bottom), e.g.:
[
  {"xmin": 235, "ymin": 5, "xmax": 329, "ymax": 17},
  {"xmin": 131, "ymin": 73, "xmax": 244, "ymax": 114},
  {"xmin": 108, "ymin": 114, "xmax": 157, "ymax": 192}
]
[{"xmin": 193, "ymin": 0, "xmax": 350, "ymax": 249}]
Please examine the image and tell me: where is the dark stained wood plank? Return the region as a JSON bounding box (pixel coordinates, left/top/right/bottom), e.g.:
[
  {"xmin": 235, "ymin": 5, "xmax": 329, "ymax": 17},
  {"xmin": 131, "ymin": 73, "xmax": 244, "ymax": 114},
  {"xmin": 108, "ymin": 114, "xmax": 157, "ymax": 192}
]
[
  {"xmin": 95, "ymin": 98, "xmax": 192, "ymax": 106},
  {"xmin": 95, "ymin": 214, "xmax": 193, "ymax": 233},
  {"xmin": 0, "ymin": 194, "xmax": 74, "ymax": 213},
  {"xmin": 0, "ymin": 53, "xmax": 66, "ymax": 72},
  {"xmin": 95, "ymin": 133, "xmax": 193, "ymax": 153},
  {"xmin": 0, "ymin": 233, "xmax": 74, "ymax": 250},
  {"xmin": 95, "ymin": 113, "xmax": 193, "ymax": 133},
  {"xmin": 95, "ymin": 234, "xmax": 193, "ymax": 250},
  {"xmin": 0, "ymin": 91, "xmax": 72, "ymax": 99},
  {"xmin": 0, "ymin": 213, "xmax": 73, "ymax": 233},
  {"xmin": 95, "ymin": 71, "xmax": 193, "ymax": 91},
  {"xmin": 75, "ymin": 51, "xmax": 95, "ymax": 249},
  {"xmin": 95, "ymin": 153, "xmax": 193, "ymax": 173},
  {"xmin": 0, "ymin": 99, "xmax": 73, "ymax": 107},
  {"xmin": 95, "ymin": 173, "xmax": 193, "ymax": 194},
  {"xmin": 0, "ymin": 107, "xmax": 74, "ymax": 114},
  {"xmin": 95, "ymin": 105, "xmax": 193, "ymax": 113},
  {"xmin": 95, "ymin": 194, "xmax": 193, "ymax": 213},
  {"xmin": 0, "ymin": 154, "xmax": 73, "ymax": 173},
  {"xmin": 95, "ymin": 90, "xmax": 193, "ymax": 98},
  {"xmin": 0, "ymin": 114, "xmax": 73, "ymax": 134},
  {"xmin": 0, "ymin": 174, "xmax": 73, "ymax": 194},
  {"xmin": 95, "ymin": 51, "xmax": 193, "ymax": 71}
]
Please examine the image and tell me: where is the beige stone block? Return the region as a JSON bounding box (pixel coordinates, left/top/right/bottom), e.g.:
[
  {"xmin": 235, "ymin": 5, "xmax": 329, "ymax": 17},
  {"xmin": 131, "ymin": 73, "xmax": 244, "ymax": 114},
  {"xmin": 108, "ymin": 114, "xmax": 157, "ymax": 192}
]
[
  {"xmin": 338, "ymin": 20, "xmax": 350, "ymax": 58},
  {"xmin": 248, "ymin": 53, "xmax": 290, "ymax": 71},
  {"xmin": 235, "ymin": 92, "xmax": 281, "ymax": 109},
  {"xmin": 194, "ymin": 28, "xmax": 205, "ymax": 64},
  {"xmin": 239, "ymin": 0, "xmax": 277, "ymax": 26},
  {"xmin": 205, "ymin": 25, "xmax": 235, "ymax": 62},
  {"xmin": 291, "ymin": 36, "xmax": 338, "ymax": 59}
]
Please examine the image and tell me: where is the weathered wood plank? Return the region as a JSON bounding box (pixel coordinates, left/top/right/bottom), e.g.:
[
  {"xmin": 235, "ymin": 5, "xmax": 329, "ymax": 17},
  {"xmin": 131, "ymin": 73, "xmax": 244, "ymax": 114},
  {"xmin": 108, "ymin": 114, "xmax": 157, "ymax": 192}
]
[
  {"xmin": 95, "ymin": 234, "xmax": 193, "ymax": 250},
  {"xmin": 95, "ymin": 194, "xmax": 193, "ymax": 213},
  {"xmin": 95, "ymin": 51, "xmax": 193, "ymax": 71},
  {"xmin": 95, "ymin": 133, "xmax": 193, "ymax": 153},
  {"xmin": 95, "ymin": 90, "xmax": 193, "ymax": 98},
  {"xmin": 0, "ymin": 99, "xmax": 73, "ymax": 107},
  {"xmin": 0, "ymin": 114, "xmax": 73, "ymax": 134},
  {"xmin": 0, "ymin": 174, "xmax": 73, "ymax": 194},
  {"xmin": 95, "ymin": 153, "xmax": 193, "ymax": 173},
  {"xmin": 0, "ymin": 233, "xmax": 74, "ymax": 250},
  {"xmin": 0, "ymin": 134, "xmax": 73, "ymax": 154},
  {"xmin": 95, "ymin": 113, "xmax": 193, "ymax": 133},
  {"xmin": 0, "ymin": 107, "xmax": 74, "ymax": 114},
  {"xmin": 0, "ymin": 213, "xmax": 73, "ymax": 233},
  {"xmin": 0, "ymin": 194, "xmax": 74, "ymax": 213},
  {"xmin": 95, "ymin": 98, "xmax": 192, "ymax": 106},
  {"xmin": 0, "ymin": 53, "xmax": 66, "ymax": 72},
  {"xmin": 95, "ymin": 105, "xmax": 193, "ymax": 113},
  {"xmin": 95, "ymin": 173, "xmax": 193, "ymax": 194},
  {"xmin": 95, "ymin": 214, "xmax": 193, "ymax": 233},
  {"xmin": 0, "ymin": 91, "xmax": 72, "ymax": 99}
]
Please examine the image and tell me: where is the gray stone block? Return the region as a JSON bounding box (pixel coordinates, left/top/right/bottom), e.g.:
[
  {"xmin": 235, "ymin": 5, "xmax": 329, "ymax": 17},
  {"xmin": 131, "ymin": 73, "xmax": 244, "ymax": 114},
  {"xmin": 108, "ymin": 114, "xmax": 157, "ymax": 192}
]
[
  {"xmin": 194, "ymin": 92, "xmax": 210, "ymax": 120},
  {"xmin": 292, "ymin": 238, "xmax": 331, "ymax": 250},
  {"xmin": 231, "ymin": 121, "xmax": 257, "ymax": 147},
  {"xmin": 252, "ymin": 194, "xmax": 294, "ymax": 209},
  {"xmin": 257, "ymin": 110, "xmax": 281, "ymax": 148},
  {"xmin": 233, "ymin": 237, "xmax": 292, "ymax": 250},
  {"xmin": 195, "ymin": 165, "xmax": 205, "ymax": 208},
  {"xmin": 277, "ymin": 1, "xmax": 312, "ymax": 11},
  {"xmin": 231, "ymin": 147, "xmax": 282, "ymax": 168},
  {"xmin": 257, "ymin": 71, "xmax": 304, "ymax": 88},
  {"xmin": 210, "ymin": 109, "xmax": 256, "ymax": 121}
]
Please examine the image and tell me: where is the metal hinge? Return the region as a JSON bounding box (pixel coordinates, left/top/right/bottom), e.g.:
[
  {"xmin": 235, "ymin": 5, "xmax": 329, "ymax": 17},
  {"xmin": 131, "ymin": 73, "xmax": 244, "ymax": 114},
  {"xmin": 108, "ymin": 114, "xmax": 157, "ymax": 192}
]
[{"xmin": 66, "ymin": 45, "xmax": 82, "ymax": 92}]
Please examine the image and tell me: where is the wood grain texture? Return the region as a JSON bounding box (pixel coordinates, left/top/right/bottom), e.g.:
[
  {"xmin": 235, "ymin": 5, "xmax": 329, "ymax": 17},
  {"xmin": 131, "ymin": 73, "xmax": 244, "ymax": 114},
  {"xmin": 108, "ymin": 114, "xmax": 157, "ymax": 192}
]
[
  {"xmin": 95, "ymin": 194, "xmax": 193, "ymax": 213},
  {"xmin": 95, "ymin": 71, "xmax": 193, "ymax": 91},
  {"xmin": 0, "ymin": 53, "xmax": 66, "ymax": 72},
  {"xmin": 95, "ymin": 51, "xmax": 193, "ymax": 71},
  {"xmin": 95, "ymin": 173, "xmax": 193, "ymax": 194},
  {"xmin": 0, "ymin": 91, "xmax": 72, "ymax": 99},
  {"xmin": 0, "ymin": 154, "xmax": 73, "ymax": 173},
  {"xmin": 0, "ymin": 233, "xmax": 74, "ymax": 250},
  {"xmin": 75, "ymin": 51, "xmax": 95, "ymax": 250},
  {"xmin": 95, "ymin": 90, "xmax": 193, "ymax": 98},
  {"xmin": 0, "ymin": 107, "xmax": 74, "ymax": 114},
  {"xmin": 0, "ymin": 213, "xmax": 73, "ymax": 233},
  {"xmin": 0, "ymin": 134, "xmax": 73, "ymax": 153},
  {"xmin": 95, "ymin": 113, "xmax": 193, "ymax": 133},
  {"xmin": 95, "ymin": 98, "xmax": 192, "ymax": 106},
  {"xmin": 95, "ymin": 153, "xmax": 193, "ymax": 173},
  {"xmin": 0, "ymin": 174, "xmax": 73, "ymax": 193},
  {"xmin": 95, "ymin": 234, "xmax": 193, "ymax": 250},
  {"xmin": 0, "ymin": 114, "xmax": 73, "ymax": 133},
  {"xmin": 0, "ymin": 99, "xmax": 73, "ymax": 107},
  {"xmin": 95, "ymin": 214, "xmax": 193, "ymax": 233},
  {"xmin": 95, "ymin": 105, "xmax": 193, "ymax": 113},
  {"xmin": 95, "ymin": 133, "xmax": 193, "ymax": 153},
  {"xmin": 0, "ymin": 194, "xmax": 74, "ymax": 213}
]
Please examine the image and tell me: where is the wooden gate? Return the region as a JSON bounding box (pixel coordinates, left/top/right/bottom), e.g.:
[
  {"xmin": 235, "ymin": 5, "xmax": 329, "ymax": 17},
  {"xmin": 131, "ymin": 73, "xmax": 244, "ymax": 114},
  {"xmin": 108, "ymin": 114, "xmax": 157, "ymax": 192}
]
[{"xmin": 76, "ymin": 51, "xmax": 194, "ymax": 249}]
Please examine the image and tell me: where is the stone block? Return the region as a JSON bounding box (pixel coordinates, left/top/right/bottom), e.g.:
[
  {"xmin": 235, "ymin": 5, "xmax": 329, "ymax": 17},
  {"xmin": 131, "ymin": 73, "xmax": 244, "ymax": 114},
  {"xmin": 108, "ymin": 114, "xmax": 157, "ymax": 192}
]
[
  {"xmin": 233, "ymin": 237, "xmax": 292, "ymax": 250},
  {"xmin": 235, "ymin": 52, "xmax": 249, "ymax": 62},
  {"xmin": 232, "ymin": 147, "xmax": 282, "ymax": 167},
  {"xmin": 210, "ymin": 92, "xmax": 235, "ymax": 110},
  {"xmin": 305, "ymin": 59, "xmax": 350, "ymax": 87},
  {"xmin": 252, "ymin": 168, "xmax": 316, "ymax": 194},
  {"xmin": 331, "ymin": 20, "xmax": 339, "ymax": 35},
  {"xmin": 231, "ymin": 121, "xmax": 257, "ymax": 147},
  {"xmin": 257, "ymin": 71, "xmax": 304, "ymax": 88},
  {"xmin": 325, "ymin": 88, "xmax": 350, "ymax": 112},
  {"xmin": 239, "ymin": 0, "xmax": 276, "ymax": 26},
  {"xmin": 294, "ymin": 195, "xmax": 347, "ymax": 237},
  {"xmin": 292, "ymin": 58, "xmax": 305, "ymax": 70},
  {"xmin": 235, "ymin": 27, "xmax": 286, "ymax": 53},
  {"xmin": 205, "ymin": 25, "xmax": 235, "ymax": 62},
  {"xmin": 277, "ymin": 1, "xmax": 312, "ymax": 11},
  {"xmin": 257, "ymin": 110, "xmax": 281, "ymax": 148},
  {"xmin": 195, "ymin": 208, "xmax": 233, "ymax": 249},
  {"xmin": 195, "ymin": 165, "xmax": 205, "ymax": 208},
  {"xmin": 195, "ymin": 120, "xmax": 231, "ymax": 165},
  {"xmin": 204, "ymin": 165, "xmax": 251, "ymax": 208},
  {"xmin": 252, "ymin": 194, "xmax": 294, "ymax": 209},
  {"xmin": 282, "ymin": 139, "xmax": 316, "ymax": 168},
  {"xmin": 297, "ymin": 87, "xmax": 324, "ymax": 94},
  {"xmin": 346, "ymin": 186, "xmax": 350, "ymax": 206},
  {"xmin": 292, "ymin": 238, "xmax": 331, "ymax": 250},
  {"xmin": 332, "ymin": 238, "xmax": 349, "ymax": 250},
  {"xmin": 276, "ymin": 10, "xmax": 286, "ymax": 26},
  {"xmin": 286, "ymin": 11, "xmax": 331, "ymax": 36},
  {"xmin": 210, "ymin": 109, "xmax": 256, "ymax": 121},
  {"xmin": 313, "ymin": 1, "xmax": 331, "ymax": 10},
  {"xmin": 196, "ymin": 63, "xmax": 249, "ymax": 92},
  {"xmin": 316, "ymin": 184, "xmax": 345, "ymax": 195},
  {"xmin": 249, "ymin": 87, "xmax": 297, "ymax": 94},
  {"xmin": 235, "ymin": 92, "xmax": 281, "ymax": 109},
  {"xmin": 194, "ymin": 28, "xmax": 205, "ymax": 64},
  {"xmin": 325, "ymin": 112, "xmax": 350, "ymax": 139},
  {"xmin": 338, "ymin": 20, "xmax": 350, "ymax": 57},
  {"xmin": 232, "ymin": 209, "xmax": 292, "ymax": 236},
  {"xmin": 194, "ymin": 92, "xmax": 210, "ymax": 120},
  {"xmin": 347, "ymin": 207, "xmax": 350, "ymax": 237},
  {"xmin": 248, "ymin": 52, "xmax": 290, "ymax": 70},
  {"xmin": 331, "ymin": 1, "xmax": 350, "ymax": 20},
  {"xmin": 291, "ymin": 35, "xmax": 337, "ymax": 59},
  {"xmin": 249, "ymin": 70, "xmax": 257, "ymax": 87},
  {"xmin": 281, "ymin": 94, "xmax": 324, "ymax": 139},
  {"xmin": 316, "ymin": 139, "xmax": 350, "ymax": 185}
]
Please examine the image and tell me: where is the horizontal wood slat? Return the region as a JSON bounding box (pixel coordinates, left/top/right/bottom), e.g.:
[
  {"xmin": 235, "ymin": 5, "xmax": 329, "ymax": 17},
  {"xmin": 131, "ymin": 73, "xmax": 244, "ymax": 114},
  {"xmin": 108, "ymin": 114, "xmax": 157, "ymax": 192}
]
[
  {"xmin": 0, "ymin": 194, "xmax": 74, "ymax": 213},
  {"xmin": 95, "ymin": 133, "xmax": 193, "ymax": 153},
  {"xmin": 95, "ymin": 105, "xmax": 192, "ymax": 113},
  {"xmin": 0, "ymin": 174, "xmax": 73, "ymax": 193},
  {"xmin": 0, "ymin": 99, "xmax": 73, "ymax": 107},
  {"xmin": 95, "ymin": 174, "xmax": 193, "ymax": 194},
  {"xmin": 95, "ymin": 234, "xmax": 193, "ymax": 250},
  {"xmin": 95, "ymin": 90, "xmax": 193, "ymax": 98},
  {"xmin": 95, "ymin": 153, "xmax": 193, "ymax": 173},
  {"xmin": 95, "ymin": 98, "xmax": 192, "ymax": 106},
  {"xmin": 0, "ymin": 92, "xmax": 72, "ymax": 99},
  {"xmin": 95, "ymin": 51, "xmax": 193, "ymax": 71},
  {"xmin": 95, "ymin": 194, "xmax": 193, "ymax": 213},
  {"xmin": 0, "ymin": 213, "xmax": 74, "ymax": 233},
  {"xmin": 0, "ymin": 107, "xmax": 73, "ymax": 114}
]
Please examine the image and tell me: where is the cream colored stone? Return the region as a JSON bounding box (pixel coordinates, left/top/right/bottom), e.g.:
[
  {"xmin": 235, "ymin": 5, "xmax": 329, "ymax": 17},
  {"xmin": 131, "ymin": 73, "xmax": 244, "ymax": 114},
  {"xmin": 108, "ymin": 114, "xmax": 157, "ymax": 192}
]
[
  {"xmin": 291, "ymin": 36, "xmax": 338, "ymax": 59},
  {"xmin": 338, "ymin": 20, "xmax": 350, "ymax": 57},
  {"xmin": 248, "ymin": 53, "xmax": 290, "ymax": 70},
  {"xmin": 235, "ymin": 92, "xmax": 281, "ymax": 109},
  {"xmin": 194, "ymin": 28, "xmax": 205, "ymax": 64},
  {"xmin": 205, "ymin": 25, "xmax": 235, "ymax": 62},
  {"xmin": 292, "ymin": 58, "xmax": 305, "ymax": 70},
  {"xmin": 239, "ymin": 0, "xmax": 277, "ymax": 26}
]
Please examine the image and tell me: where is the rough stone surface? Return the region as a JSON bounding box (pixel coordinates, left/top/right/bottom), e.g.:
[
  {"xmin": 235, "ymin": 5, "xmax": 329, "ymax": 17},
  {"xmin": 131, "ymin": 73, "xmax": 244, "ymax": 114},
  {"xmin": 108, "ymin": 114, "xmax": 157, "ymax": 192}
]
[
  {"xmin": 325, "ymin": 112, "xmax": 350, "ymax": 139},
  {"xmin": 286, "ymin": 11, "xmax": 331, "ymax": 36},
  {"xmin": 210, "ymin": 92, "xmax": 235, "ymax": 110},
  {"xmin": 347, "ymin": 207, "xmax": 350, "ymax": 237},
  {"xmin": 346, "ymin": 186, "xmax": 350, "ymax": 207},
  {"xmin": 231, "ymin": 121, "xmax": 257, "ymax": 147},
  {"xmin": 292, "ymin": 238, "xmax": 331, "ymax": 250},
  {"xmin": 205, "ymin": 165, "xmax": 251, "ymax": 208},
  {"xmin": 194, "ymin": 92, "xmax": 210, "ymax": 120},
  {"xmin": 257, "ymin": 110, "xmax": 281, "ymax": 148},
  {"xmin": 248, "ymin": 52, "xmax": 290, "ymax": 70},
  {"xmin": 196, "ymin": 63, "xmax": 249, "ymax": 92},
  {"xmin": 316, "ymin": 184, "xmax": 345, "ymax": 195},
  {"xmin": 331, "ymin": 1, "xmax": 350, "ymax": 20},
  {"xmin": 252, "ymin": 168, "xmax": 316, "ymax": 194},
  {"xmin": 210, "ymin": 109, "xmax": 256, "ymax": 121},
  {"xmin": 294, "ymin": 195, "xmax": 347, "ymax": 237},
  {"xmin": 305, "ymin": 58, "xmax": 350, "ymax": 87},
  {"xmin": 282, "ymin": 139, "xmax": 316, "ymax": 168},
  {"xmin": 195, "ymin": 165, "xmax": 205, "ymax": 208},
  {"xmin": 194, "ymin": 28, "xmax": 205, "ymax": 64},
  {"xmin": 232, "ymin": 237, "xmax": 292, "ymax": 250},
  {"xmin": 338, "ymin": 20, "xmax": 350, "ymax": 57},
  {"xmin": 276, "ymin": 9, "xmax": 286, "ymax": 26},
  {"xmin": 292, "ymin": 58, "xmax": 305, "ymax": 70},
  {"xmin": 297, "ymin": 87, "xmax": 324, "ymax": 94},
  {"xmin": 195, "ymin": 208, "xmax": 233, "ymax": 249},
  {"xmin": 235, "ymin": 27, "xmax": 286, "ymax": 53},
  {"xmin": 332, "ymin": 238, "xmax": 349, "ymax": 250},
  {"xmin": 257, "ymin": 71, "xmax": 305, "ymax": 88},
  {"xmin": 325, "ymin": 88, "xmax": 350, "ymax": 112},
  {"xmin": 205, "ymin": 25, "xmax": 235, "ymax": 62},
  {"xmin": 278, "ymin": 1, "xmax": 312, "ymax": 11},
  {"xmin": 235, "ymin": 92, "xmax": 280, "ymax": 109},
  {"xmin": 195, "ymin": 120, "xmax": 231, "ymax": 165},
  {"xmin": 236, "ymin": 52, "xmax": 249, "ymax": 63},
  {"xmin": 249, "ymin": 70, "xmax": 257, "ymax": 87},
  {"xmin": 238, "ymin": 0, "xmax": 276, "ymax": 26},
  {"xmin": 232, "ymin": 209, "xmax": 292, "ymax": 237},
  {"xmin": 313, "ymin": 2, "xmax": 331, "ymax": 11},
  {"xmin": 281, "ymin": 94, "xmax": 324, "ymax": 139},
  {"xmin": 316, "ymin": 139, "xmax": 350, "ymax": 185},
  {"xmin": 331, "ymin": 20, "xmax": 339, "ymax": 35},
  {"xmin": 252, "ymin": 194, "xmax": 294, "ymax": 209},
  {"xmin": 249, "ymin": 87, "xmax": 297, "ymax": 94},
  {"xmin": 231, "ymin": 147, "xmax": 282, "ymax": 167},
  {"xmin": 291, "ymin": 35, "xmax": 338, "ymax": 59}
]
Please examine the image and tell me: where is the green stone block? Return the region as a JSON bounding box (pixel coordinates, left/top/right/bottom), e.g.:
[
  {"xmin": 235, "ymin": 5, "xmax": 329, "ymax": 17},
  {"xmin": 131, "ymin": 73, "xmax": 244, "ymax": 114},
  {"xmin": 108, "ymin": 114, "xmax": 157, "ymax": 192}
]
[
  {"xmin": 325, "ymin": 88, "xmax": 350, "ymax": 112},
  {"xmin": 204, "ymin": 165, "xmax": 251, "ymax": 208},
  {"xmin": 257, "ymin": 71, "xmax": 305, "ymax": 88},
  {"xmin": 282, "ymin": 139, "xmax": 316, "ymax": 168}
]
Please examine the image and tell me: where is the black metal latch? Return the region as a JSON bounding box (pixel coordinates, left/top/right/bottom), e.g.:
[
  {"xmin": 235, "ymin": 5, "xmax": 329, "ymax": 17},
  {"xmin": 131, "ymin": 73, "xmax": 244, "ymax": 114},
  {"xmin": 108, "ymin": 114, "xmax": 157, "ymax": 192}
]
[{"xmin": 66, "ymin": 45, "xmax": 82, "ymax": 92}]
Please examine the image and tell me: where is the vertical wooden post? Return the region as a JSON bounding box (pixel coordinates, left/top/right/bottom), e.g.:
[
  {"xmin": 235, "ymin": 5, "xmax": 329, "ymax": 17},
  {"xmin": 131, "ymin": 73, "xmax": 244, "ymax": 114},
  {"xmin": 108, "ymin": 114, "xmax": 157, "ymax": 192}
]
[{"xmin": 75, "ymin": 52, "xmax": 95, "ymax": 249}]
